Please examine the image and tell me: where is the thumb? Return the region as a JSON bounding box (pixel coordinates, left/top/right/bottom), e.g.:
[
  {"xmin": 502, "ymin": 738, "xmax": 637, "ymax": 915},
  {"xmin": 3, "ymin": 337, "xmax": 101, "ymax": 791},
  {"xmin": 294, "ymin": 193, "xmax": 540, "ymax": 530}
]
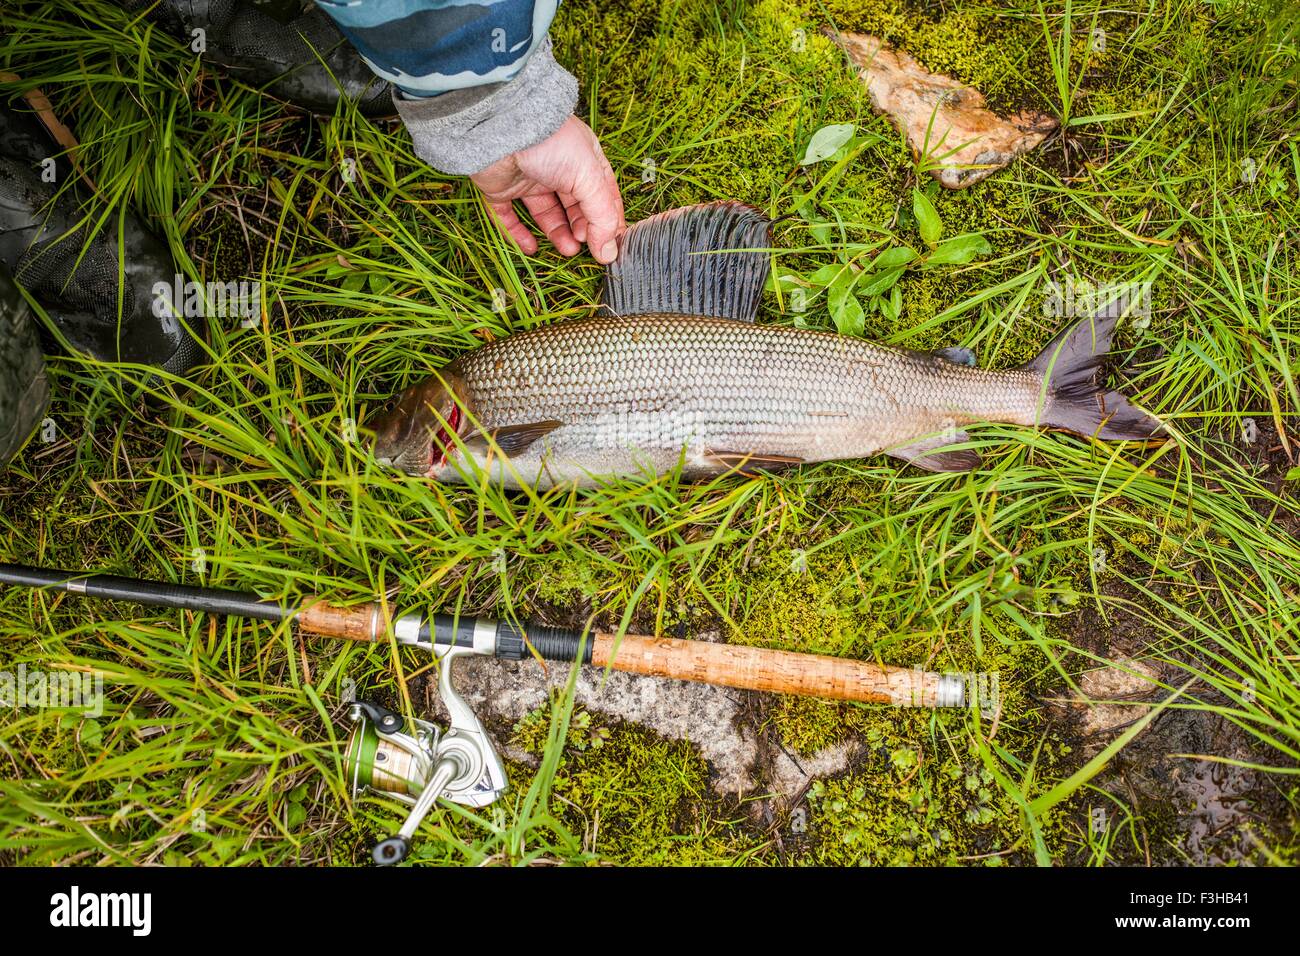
[{"xmin": 574, "ymin": 155, "xmax": 625, "ymax": 264}]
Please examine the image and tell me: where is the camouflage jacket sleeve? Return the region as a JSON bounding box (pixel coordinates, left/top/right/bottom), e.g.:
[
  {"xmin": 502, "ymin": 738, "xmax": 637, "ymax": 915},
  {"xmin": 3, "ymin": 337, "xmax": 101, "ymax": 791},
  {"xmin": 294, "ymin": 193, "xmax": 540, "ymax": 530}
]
[{"xmin": 314, "ymin": 0, "xmax": 577, "ymax": 175}]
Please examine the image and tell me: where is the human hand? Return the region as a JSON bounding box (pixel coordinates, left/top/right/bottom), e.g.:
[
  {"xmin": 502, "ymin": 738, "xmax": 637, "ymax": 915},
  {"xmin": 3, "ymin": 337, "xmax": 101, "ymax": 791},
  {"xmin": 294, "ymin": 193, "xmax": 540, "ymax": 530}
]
[{"xmin": 470, "ymin": 115, "xmax": 625, "ymax": 263}]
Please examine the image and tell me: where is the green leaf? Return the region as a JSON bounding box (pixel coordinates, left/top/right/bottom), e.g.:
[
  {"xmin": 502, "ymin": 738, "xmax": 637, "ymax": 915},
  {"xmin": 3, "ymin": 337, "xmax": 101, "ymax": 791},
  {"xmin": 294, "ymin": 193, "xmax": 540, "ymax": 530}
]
[
  {"xmin": 800, "ymin": 124, "xmax": 856, "ymax": 165},
  {"xmin": 827, "ymin": 268, "xmax": 856, "ymax": 301},
  {"xmin": 832, "ymin": 294, "xmax": 865, "ymax": 337},
  {"xmin": 912, "ymin": 188, "xmax": 943, "ymax": 246},
  {"xmin": 807, "ymin": 264, "xmax": 846, "ymax": 287},
  {"xmin": 1285, "ymin": 466, "xmax": 1300, "ymax": 481},
  {"xmin": 879, "ymin": 293, "xmax": 897, "ymax": 322},
  {"xmin": 872, "ymin": 246, "xmax": 917, "ymax": 270},
  {"xmin": 858, "ymin": 267, "xmax": 906, "ymax": 298},
  {"xmin": 795, "ymin": 202, "xmax": 820, "ymax": 223},
  {"xmin": 828, "ymin": 272, "xmax": 865, "ymax": 336},
  {"xmin": 926, "ymin": 233, "xmax": 992, "ymax": 266},
  {"xmin": 766, "ymin": 272, "xmax": 804, "ymax": 294}
]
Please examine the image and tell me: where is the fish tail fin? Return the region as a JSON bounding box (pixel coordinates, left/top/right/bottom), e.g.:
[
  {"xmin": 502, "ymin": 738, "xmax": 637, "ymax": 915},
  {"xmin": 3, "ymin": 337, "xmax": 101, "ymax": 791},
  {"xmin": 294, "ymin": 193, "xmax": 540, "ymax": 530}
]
[
  {"xmin": 1023, "ymin": 311, "xmax": 1165, "ymax": 440},
  {"xmin": 599, "ymin": 201, "xmax": 771, "ymax": 321}
]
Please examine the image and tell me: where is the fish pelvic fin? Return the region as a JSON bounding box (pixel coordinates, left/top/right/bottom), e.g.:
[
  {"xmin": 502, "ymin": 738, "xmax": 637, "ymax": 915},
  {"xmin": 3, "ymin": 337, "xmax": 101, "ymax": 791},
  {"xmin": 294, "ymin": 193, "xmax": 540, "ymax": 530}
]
[
  {"xmin": 887, "ymin": 430, "xmax": 983, "ymax": 472},
  {"xmin": 932, "ymin": 346, "xmax": 977, "ymax": 367},
  {"xmin": 599, "ymin": 201, "xmax": 772, "ymax": 322},
  {"xmin": 1022, "ymin": 310, "xmax": 1166, "ymax": 441},
  {"xmin": 704, "ymin": 449, "xmax": 804, "ymax": 476}
]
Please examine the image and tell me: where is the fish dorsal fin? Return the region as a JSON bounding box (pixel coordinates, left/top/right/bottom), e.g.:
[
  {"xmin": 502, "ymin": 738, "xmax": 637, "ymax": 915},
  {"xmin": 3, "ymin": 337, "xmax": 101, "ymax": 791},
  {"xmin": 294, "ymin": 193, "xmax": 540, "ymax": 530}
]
[{"xmin": 599, "ymin": 201, "xmax": 772, "ymax": 321}]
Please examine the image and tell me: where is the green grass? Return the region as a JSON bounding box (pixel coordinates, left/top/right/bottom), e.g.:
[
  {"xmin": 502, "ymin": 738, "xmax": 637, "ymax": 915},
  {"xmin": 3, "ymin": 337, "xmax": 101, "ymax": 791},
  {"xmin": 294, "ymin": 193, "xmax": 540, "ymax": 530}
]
[{"xmin": 0, "ymin": 0, "xmax": 1297, "ymax": 865}]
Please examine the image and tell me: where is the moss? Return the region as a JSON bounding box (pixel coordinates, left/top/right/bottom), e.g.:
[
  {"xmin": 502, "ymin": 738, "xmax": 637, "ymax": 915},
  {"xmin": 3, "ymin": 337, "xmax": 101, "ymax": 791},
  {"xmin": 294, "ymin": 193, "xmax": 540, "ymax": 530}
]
[
  {"xmin": 513, "ymin": 701, "xmax": 760, "ymax": 864},
  {"xmin": 526, "ymin": 554, "xmax": 610, "ymax": 607},
  {"xmin": 801, "ymin": 731, "xmax": 1077, "ymax": 865},
  {"xmin": 733, "ymin": 546, "xmax": 874, "ymax": 657}
]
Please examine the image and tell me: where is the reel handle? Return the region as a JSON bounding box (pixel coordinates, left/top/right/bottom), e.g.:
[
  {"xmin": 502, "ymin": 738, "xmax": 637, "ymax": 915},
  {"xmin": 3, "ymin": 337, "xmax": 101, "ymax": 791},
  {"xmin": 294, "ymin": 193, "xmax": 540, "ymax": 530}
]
[
  {"xmin": 372, "ymin": 836, "xmax": 410, "ymax": 866},
  {"xmin": 374, "ymin": 754, "xmax": 461, "ymax": 866}
]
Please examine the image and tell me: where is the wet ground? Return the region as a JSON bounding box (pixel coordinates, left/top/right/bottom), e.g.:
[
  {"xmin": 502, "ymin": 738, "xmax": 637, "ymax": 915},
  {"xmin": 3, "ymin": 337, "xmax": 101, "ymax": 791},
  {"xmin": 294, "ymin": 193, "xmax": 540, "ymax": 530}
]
[
  {"xmin": 404, "ymin": 600, "xmax": 1296, "ymax": 865},
  {"xmin": 1050, "ymin": 594, "xmax": 1296, "ymax": 865}
]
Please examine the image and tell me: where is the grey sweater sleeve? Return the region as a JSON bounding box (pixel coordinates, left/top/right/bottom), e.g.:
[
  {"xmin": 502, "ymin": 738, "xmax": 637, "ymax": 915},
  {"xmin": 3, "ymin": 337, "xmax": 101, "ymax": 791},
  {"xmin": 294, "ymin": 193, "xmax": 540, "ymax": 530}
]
[{"xmin": 391, "ymin": 38, "xmax": 578, "ymax": 176}]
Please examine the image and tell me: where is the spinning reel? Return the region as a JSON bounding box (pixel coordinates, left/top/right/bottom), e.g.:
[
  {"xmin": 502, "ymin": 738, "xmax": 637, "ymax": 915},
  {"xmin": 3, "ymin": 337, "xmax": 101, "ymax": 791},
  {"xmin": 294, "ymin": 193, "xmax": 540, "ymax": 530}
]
[{"xmin": 344, "ymin": 639, "xmax": 508, "ymax": 865}]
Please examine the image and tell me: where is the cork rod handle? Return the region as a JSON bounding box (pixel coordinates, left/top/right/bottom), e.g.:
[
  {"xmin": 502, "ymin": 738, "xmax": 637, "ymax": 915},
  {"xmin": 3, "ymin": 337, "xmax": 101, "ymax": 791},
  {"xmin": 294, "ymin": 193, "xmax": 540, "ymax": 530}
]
[
  {"xmin": 591, "ymin": 633, "xmax": 963, "ymax": 707},
  {"xmin": 296, "ymin": 600, "xmax": 386, "ymax": 642}
]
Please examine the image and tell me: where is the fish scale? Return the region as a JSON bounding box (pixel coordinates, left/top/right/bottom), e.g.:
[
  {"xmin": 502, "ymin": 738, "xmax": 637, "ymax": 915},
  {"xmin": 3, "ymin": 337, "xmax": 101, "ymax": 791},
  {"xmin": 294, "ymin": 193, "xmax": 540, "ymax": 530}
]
[{"xmin": 437, "ymin": 313, "xmax": 1044, "ymax": 487}]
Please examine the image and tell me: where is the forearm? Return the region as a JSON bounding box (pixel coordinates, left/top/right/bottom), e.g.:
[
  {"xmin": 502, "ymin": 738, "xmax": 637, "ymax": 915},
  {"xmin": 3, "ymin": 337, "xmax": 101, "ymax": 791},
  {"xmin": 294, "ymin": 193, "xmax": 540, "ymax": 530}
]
[{"xmin": 314, "ymin": 0, "xmax": 577, "ymax": 174}]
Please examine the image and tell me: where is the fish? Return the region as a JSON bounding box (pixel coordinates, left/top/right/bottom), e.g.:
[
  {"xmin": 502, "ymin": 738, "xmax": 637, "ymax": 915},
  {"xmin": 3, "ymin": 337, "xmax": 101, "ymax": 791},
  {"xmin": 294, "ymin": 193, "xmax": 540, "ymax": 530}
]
[{"xmin": 368, "ymin": 201, "xmax": 1165, "ymax": 489}]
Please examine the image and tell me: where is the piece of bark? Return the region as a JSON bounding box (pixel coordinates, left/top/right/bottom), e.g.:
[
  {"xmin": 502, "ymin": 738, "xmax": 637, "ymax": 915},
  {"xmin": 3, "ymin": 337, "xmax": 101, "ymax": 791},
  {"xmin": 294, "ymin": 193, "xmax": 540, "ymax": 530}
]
[{"xmin": 828, "ymin": 30, "xmax": 1057, "ymax": 189}]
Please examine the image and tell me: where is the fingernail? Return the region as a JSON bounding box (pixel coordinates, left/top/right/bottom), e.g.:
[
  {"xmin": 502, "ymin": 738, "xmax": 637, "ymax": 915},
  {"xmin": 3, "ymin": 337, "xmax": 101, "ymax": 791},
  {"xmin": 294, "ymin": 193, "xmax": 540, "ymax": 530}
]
[{"xmin": 599, "ymin": 241, "xmax": 618, "ymax": 262}]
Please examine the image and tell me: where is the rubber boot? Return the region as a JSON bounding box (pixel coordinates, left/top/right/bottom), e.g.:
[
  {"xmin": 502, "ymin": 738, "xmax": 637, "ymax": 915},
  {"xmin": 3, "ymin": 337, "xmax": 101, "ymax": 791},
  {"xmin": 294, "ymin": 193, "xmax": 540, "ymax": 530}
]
[{"xmin": 0, "ymin": 95, "xmax": 204, "ymax": 377}]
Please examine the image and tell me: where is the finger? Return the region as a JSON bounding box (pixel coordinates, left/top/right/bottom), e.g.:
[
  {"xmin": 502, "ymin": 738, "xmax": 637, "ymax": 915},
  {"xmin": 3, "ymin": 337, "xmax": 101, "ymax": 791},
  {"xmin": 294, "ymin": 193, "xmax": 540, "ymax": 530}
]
[
  {"xmin": 487, "ymin": 200, "xmax": 538, "ymax": 255},
  {"xmin": 523, "ymin": 192, "xmax": 580, "ymax": 257},
  {"xmin": 559, "ymin": 191, "xmax": 587, "ymax": 243},
  {"xmin": 576, "ymin": 151, "xmax": 626, "ymax": 264}
]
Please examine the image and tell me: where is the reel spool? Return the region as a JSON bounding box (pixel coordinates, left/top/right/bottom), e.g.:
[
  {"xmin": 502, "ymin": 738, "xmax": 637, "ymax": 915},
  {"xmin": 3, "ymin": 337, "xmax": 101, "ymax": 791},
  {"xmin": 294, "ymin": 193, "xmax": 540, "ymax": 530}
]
[
  {"xmin": 344, "ymin": 641, "xmax": 508, "ymax": 865},
  {"xmin": 345, "ymin": 701, "xmax": 436, "ymax": 805}
]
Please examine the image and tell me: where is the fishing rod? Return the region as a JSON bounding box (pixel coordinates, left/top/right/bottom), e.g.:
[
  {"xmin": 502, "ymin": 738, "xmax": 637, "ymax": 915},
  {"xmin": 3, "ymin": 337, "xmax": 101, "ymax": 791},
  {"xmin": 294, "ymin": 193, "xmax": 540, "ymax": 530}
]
[{"xmin": 0, "ymin": 562, "xmax": 968, "ymax": 863}]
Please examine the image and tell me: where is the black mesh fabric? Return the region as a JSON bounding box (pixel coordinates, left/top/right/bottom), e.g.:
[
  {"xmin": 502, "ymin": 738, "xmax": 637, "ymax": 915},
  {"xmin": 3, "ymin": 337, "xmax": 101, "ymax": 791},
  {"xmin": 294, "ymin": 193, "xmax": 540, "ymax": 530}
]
[
  {"xmin": 220, "ymin": 1, "xmax": 333, "ymax": 61},
  {"xmin": 4, "ymin": 186, "xmax": 119, "ymax": 319},
  {"xmin": 0, "ymin": 155, "xmax": 202, "ymax": 376},
  {"xmin": 0, "ymin": 266, "xmax": 49, "ymax": 466},
  {"xmin": 123, "ymin": 1, "xmax": 393, "ymax": 116}
]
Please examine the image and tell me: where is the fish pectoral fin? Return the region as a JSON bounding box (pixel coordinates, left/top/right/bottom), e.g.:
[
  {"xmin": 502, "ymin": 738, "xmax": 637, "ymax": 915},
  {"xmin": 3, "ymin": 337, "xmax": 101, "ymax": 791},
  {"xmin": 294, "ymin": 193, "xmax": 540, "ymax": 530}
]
[
  {"xmin": 887, "ymin": 431, "xmax": 982, "ymax": 473},
  {"xmin": 704, "ymin": 449, "xmax": 804, "ymax": 475},
  {"xmin": 463, "ymin": 420, "xmax": 563, "ymax": 457}
]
